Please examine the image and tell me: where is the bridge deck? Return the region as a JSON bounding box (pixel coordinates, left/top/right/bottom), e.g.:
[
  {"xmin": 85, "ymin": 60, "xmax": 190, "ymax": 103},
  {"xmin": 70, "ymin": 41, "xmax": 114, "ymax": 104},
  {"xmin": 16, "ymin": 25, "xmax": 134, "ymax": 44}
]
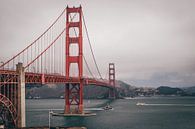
[{"xmin": 0, "ymin": 70, "xmax": 115, "ymax": 88}]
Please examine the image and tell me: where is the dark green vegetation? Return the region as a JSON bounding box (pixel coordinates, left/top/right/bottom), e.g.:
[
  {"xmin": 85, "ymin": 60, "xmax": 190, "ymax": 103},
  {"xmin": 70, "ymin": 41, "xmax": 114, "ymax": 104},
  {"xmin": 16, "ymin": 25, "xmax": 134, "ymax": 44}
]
[
  {"xmin": 156, "ymin": 86, "xmax": 184, "ymax": 95},
  {"xmin": 157, "ymin": 86, "xmax": 195, "ymax": 96},
  {"xmin": 183, "ymin": 86, "xmax": 195, "ymax": 96}
]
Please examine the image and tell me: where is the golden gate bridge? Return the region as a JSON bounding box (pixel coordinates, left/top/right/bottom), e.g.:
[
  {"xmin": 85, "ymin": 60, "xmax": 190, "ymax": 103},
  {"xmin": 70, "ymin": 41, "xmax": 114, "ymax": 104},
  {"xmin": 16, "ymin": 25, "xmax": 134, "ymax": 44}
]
[{"xmin": 0, "ymin": 6, "xmax": 119, "ymax": 128}]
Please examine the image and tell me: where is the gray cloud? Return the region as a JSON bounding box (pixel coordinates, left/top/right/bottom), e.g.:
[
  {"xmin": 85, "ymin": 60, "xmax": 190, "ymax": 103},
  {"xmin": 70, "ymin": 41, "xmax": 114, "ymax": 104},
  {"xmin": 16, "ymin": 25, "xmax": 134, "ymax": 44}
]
[
  {"xmin": 0, "ymin": 0, "xmax": 195, "ymax": 87},
  {"xmin": 126, "ymin": 71, "xmax": 195, "ymax": 87}
]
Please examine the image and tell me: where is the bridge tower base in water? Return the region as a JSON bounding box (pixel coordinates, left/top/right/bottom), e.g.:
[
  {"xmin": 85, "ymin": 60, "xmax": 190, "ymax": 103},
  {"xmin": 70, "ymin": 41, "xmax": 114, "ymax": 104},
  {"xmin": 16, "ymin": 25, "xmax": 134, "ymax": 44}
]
[{"xmin": 65, "ymin": 6, "xmax": 83, "ymax": 114}]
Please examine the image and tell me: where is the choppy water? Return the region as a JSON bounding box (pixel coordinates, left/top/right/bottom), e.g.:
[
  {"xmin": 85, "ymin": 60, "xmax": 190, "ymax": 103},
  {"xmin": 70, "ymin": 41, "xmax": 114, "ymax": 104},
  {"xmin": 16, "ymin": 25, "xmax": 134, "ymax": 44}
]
[{"xmin": 26, "ymin": 97, "xmax": 195, "ymax": 129}]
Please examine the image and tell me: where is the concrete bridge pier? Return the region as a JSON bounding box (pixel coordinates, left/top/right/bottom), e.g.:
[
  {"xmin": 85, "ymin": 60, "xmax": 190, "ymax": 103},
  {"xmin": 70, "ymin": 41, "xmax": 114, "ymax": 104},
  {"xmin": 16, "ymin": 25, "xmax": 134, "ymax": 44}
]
[{"xmin": 16, "ymin": 63, "xmax": 26, "ymax": 128}]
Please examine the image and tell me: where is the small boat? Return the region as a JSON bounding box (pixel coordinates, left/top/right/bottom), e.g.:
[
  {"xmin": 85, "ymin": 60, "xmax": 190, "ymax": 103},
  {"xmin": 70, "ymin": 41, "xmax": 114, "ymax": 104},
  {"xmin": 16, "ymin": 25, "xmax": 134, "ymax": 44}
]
[
  {"xmin": 136, "ymin": 102, "xmax": 146, "ymax": 106},
  {"xmin": 102, "ymin": 104, "xmax": 113, "ymax": 110}
]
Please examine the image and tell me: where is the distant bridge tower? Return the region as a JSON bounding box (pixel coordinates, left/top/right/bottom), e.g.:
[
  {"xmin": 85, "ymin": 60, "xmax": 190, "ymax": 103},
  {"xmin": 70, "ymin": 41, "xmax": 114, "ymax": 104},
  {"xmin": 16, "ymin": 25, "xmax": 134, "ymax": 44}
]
[
  {"xmin": 109, "ymin": 63, "xmax": 116, "ymax": 99},
  {"xmin": 65, "ymin": 6, "xmax": 83, "ymax": 114}
]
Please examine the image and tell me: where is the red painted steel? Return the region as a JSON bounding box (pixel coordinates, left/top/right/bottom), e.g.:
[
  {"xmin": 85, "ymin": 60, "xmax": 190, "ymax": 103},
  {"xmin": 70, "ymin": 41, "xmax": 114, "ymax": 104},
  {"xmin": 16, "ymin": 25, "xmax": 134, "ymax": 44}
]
[
  {"xmin": 109, "ymin": 63, "xmax": 115, "ymax": 86},
  {"xmin": 0, "ymin": 93, "xmax": 17, "ymax": 127},
  {"xmin": 0, "ymin": 5, "xmax": 119, "ymax": 128},
  {"xmin": 65, "ymin": 6, "xmax": 84, "ymax": 114},
  {"xmin": 109, "ymin": 63, "xmax": 116, "ymax": 98},
  {"xmin": 0, "ymin": 70, "xmax": 115, "ymax": 87}
]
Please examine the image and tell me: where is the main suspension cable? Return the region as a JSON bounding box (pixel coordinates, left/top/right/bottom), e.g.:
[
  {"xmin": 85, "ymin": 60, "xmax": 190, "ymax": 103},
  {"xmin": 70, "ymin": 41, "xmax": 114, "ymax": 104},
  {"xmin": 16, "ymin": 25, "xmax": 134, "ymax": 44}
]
[
  {"xmin": 25, "ymin": 11, "xmax": 78, "ymax": 69},
  {"xmin": 82, "ymin": 11, "xmax": 103, "ymax": 79},
  {"xmin": 83, "ymin": 56, "xmax": 95, "ymax": 78},
  {"xmin": 0, "ymin": 8, "xmax": 66, "ymax": 68},
  {"xmin": 69, "ymin": 14, "xmax": 95, "ymax": 79}
]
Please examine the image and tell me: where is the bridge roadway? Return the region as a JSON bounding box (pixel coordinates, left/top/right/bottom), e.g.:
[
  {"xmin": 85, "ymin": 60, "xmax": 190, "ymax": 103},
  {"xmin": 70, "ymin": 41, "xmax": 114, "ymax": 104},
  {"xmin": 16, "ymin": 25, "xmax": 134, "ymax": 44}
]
[{"xmin": 0, "ymin": 69, "xmax": 115, "ymax": 88}]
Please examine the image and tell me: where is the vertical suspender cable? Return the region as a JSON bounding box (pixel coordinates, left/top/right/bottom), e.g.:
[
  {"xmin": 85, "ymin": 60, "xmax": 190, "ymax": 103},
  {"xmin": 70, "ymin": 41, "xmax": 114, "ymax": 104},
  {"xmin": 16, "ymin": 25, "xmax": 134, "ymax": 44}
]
[{"xmin": 82, "ymin": 12, "xmax": 103, "ymax": 79}]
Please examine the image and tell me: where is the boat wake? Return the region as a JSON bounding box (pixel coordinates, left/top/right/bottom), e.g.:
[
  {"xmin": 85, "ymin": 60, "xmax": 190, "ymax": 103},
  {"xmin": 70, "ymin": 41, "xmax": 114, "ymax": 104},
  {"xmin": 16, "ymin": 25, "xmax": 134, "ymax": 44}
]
[
  {"xmin": 136, "ymin": 102, "xmax": 195, "ymax": 107},
  {"xmin": 84, "ymin": 108, "xmax": 104, "ymax": 111}
]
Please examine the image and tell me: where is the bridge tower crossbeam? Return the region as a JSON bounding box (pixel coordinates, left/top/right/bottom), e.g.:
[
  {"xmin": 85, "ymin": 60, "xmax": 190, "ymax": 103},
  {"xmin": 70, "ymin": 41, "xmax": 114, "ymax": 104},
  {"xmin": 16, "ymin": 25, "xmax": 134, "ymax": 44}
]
[{"xmin": 65, "ymin": 6, "xmax": 83, "ymax": 114}]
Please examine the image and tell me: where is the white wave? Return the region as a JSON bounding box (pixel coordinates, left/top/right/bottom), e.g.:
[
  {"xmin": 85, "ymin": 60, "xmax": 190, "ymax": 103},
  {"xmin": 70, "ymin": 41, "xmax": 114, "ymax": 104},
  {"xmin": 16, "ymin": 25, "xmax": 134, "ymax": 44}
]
[
  {"xmin": 84, "ymin": 108, "xmax": 104, "ymax": 111},
  {"xmin": 136, "ymin": 103, "xmax": 195, "ymax": 106}
]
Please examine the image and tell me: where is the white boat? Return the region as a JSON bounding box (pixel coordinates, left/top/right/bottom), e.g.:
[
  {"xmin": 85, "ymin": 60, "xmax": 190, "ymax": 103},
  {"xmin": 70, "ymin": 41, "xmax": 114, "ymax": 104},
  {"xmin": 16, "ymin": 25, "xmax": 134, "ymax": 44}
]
[
  {"xmin": 123, "ymin": 97, "xmax": 135, "ymax": 100},
  {"xmin": 102, "ymin": 104, "xmax": 113, "ymax": 110},
  {"xmin": 136, "ymin": 102, "xmax": 146, "ymax": 106}
]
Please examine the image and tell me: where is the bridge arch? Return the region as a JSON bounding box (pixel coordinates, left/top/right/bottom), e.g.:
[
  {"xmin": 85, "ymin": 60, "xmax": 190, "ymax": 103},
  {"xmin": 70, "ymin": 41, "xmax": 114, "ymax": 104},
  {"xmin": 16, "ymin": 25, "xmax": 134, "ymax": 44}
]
[{"xmin": 0, "ymin": 94, "xmax": 17, "ymax": 128}]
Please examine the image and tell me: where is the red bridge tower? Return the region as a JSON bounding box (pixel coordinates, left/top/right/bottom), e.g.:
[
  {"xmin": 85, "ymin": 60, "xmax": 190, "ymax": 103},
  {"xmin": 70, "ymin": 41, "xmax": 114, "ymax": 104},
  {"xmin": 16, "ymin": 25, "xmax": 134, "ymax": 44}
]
[
  {"xmin": 109, "ymin": 63, "xmax": 116, "ymax": 98},
  {"xmin": 65, "ymin": 6, "xmax": 83, "ymax": 114}
]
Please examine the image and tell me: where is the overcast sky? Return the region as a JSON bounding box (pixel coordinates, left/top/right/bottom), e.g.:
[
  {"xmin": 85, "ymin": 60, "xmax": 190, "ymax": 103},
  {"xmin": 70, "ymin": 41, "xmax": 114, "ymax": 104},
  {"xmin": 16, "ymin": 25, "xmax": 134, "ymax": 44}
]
[{"xmin": 0, "ymin": 0, "xmax": 195, "ymax": 87}]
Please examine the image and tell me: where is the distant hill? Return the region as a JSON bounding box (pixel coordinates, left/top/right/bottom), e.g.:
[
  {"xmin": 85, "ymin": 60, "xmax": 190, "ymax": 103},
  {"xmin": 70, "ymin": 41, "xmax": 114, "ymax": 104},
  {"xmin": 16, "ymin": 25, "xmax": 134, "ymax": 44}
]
[
  {"xmin": 26, "ymin": 81, "xmax": 133, "ymax": 99},
  {"xmin": 26, "ymin": 84, "xmax": 64, "ymax": 99},
  {"xmin": 182, "ymin": 86, "xmax": 195, "ymax": 96},
  {"xmin": 26, "ymin": 83, "xmax": 195, "ymax": 99},
  {"xmin": 117, "ymin": 80, "xmax": 136, "ymax": 97},
  {"xmin": 156, "ymin": 86, "xmax": 184, "ymax": 95},
  {"xmin": 117, "ymin": 80, "xmax": 135, "ymax": 89},
  {"xmin": 26, "ymin": 84, "xmax": 110, "ymax": 99}
]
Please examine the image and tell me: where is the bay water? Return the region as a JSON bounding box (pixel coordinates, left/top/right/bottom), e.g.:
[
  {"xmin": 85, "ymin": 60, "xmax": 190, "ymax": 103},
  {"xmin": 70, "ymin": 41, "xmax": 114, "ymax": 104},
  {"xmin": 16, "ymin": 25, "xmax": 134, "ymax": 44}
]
[{"xmin": 26, "ymin": 97, "xmax": 195, "ymax": 129}]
